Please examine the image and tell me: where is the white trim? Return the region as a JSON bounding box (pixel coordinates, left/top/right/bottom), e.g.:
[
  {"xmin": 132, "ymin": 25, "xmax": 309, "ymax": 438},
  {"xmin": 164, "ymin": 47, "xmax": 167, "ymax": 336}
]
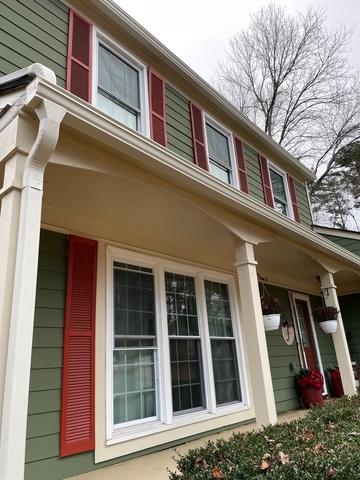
[
  {"xmin": 313, "ymin": 225, "xmax": 360, "ymax": 242},
  {"xmin": 93, "ymin": 28, "xmax": 150, "ymax": 137},
  {"xmin": 268, "ymin": 161, "xmax": 294, "ymax": 221},
  {"xmin": 105, "ymin": 245, "xmax": 249, "ymax": 445},
  {"xmin": 289, "ymin": 292, "xmax": 328, "ymax": 395},
  {"xmin": 204, "ymin": 114, "xmax": 239, "ymax": 189}
]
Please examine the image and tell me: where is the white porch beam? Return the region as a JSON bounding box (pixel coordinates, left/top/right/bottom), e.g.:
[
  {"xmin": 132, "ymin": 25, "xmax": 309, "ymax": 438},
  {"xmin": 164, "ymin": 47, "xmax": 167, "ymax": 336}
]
[
  {"xmin": 234, "ymin": 240, "xmax": 277, "ymax": 426},
  {"xmin": 320, "ymin": 272, "xmax": 356, "ymax": 396},
  {"xmin": 0, "ymin": 99, "xmax": 65, "ymax": 480}
]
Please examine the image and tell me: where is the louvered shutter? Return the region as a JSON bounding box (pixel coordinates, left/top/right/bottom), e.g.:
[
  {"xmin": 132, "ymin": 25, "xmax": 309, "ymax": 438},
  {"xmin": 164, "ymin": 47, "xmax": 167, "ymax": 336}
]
[
  {"xmin": 66, "ymin": 9, "xmax": 92, "ymax": 102},
  {"xmin": 61, "ymin": 236, "xmax": 97, "ymax": 457},
  {"xmin": 234, "ymin": 137, "xmax": 249, "ymax": 193},
  {"xmin": 190, "ymin": 103, "xmax": 209, "ymax": 171},
  {"xmin": 287, "ymin": 174, "xmax": 301, "ymax": 223},
  {"xmin": 259, "ymin": 155, "xmax": 274, "ymax": 208},
  {"xmin": 148, "ymin": 68, "xmax": 167, "ymax": 146}
]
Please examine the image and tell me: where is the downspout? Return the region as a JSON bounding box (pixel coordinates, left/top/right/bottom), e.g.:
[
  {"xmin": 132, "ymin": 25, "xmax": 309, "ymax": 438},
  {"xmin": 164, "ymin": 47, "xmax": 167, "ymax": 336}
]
[{"xmin": 0, "ymin": 98, "xmax": 65, "ymax": 480}]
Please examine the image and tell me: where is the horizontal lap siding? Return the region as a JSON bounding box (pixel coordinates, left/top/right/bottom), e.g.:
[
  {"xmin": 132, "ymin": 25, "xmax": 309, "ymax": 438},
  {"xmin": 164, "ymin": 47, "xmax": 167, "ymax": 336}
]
[
  {"xmin": 322, "ymin": 235, "xmax": 360, "ymax": 256},
  {"xmin": 165, "ymin": 84, "xmax": 195, "ymax": 163},
  {"xmin": 309, "ymin": 295, "xmax": 337, "ymax": 394},
  {"xmin": 340, "ymin": 293, "xmax": 360, "ymax": 363},
  {"xmin": 294, "ymin": 180, "xmax": 312, "ymax": 228},
  {"xmin": 243, "ymin": 144, "xmax": 264, "ymax": 204},
  {"xmin": 264, "ymin": 284, "xmax": 301, "ymax": 413},
  {"xmin": 0, "ymin": 0, "xmax": 68, "ymax": 87}
]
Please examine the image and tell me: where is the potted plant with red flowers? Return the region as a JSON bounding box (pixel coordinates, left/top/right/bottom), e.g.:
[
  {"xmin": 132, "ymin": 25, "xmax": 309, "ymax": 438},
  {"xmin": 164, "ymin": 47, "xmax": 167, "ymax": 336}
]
[
  {"xmin": 261, "ymin": 295, "xmax": 281, "ymax": 331},
  {"xmin": 294, "ymin": 368, "xmax": 324, "ymax": 408},
  {"xmin": 328, "ymin": 367, "xmax": 344, "ymax": 397},
  {"xmin": 313, "ymin": 306, "xmax": 339, "ymax": 334}
]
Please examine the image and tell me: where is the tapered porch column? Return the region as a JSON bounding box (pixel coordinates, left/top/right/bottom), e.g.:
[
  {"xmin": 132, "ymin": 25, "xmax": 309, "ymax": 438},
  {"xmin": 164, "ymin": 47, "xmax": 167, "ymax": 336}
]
[
  {"xmin": 234, "ymin": 240, "xmax": 277, "ymax": 426},
  {"xmin": 0, "ymin": 150, "xmax": 26, "ymax": 422},
  {"xmin": 320, "ymin": 272, "xmax": 356, "ymax": 396},
  {"xmin": 0, "ymin": 100, "xmax": 65, "ymax": 480}
]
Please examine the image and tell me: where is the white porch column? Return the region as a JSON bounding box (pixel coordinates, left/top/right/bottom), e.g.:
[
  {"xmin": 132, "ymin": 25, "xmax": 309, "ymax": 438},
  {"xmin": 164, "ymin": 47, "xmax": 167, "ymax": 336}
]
[
  {"xmin": 0, "ymin": 152, "xmax": 26, "ymax": 422},
  {"xmin": 0, "ymin": 100, "xmax": 65, "ymax": 480},
  {"xmin": 320, "ymin": 271, "xmax": 356, "ymax": 396},
  {"xmin": 234, "ymin": 240, "xmax": 277, "ymax": 426}
]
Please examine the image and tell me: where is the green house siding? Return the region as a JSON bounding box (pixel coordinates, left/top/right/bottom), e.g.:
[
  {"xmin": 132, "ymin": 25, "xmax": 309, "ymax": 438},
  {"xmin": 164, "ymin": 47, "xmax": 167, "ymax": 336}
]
[
  {"xmin": 340, "ymin": 293, "xmax": 360, "ymax": 363},
  {"xmin": 165, "ymin": 84, "xmax": 195, "ymax": 163},
  {"xmin": 294, "ymin": 180, "xmax": 312, "ymax": 228},
  {"xmin": 264, "ymin": 284, "xmax": 301, "ymax": 413},
  {"xmin": 0, "ymin": 0, "xmax": 69, "ymax": 88},
  {"xmin": 321, "ymin": 235, "xmax": 360, "ymax": 256},
  {"xmin": 309, "ymin": 295, "xmax": 337, "ymax": 370},
  {"xmin": 265, "ymin": 286, "xmax": 338, "ymax": 413},
  {"xmin": 244, "ymin": 144, "xmax": 264, "ymax": 204}
]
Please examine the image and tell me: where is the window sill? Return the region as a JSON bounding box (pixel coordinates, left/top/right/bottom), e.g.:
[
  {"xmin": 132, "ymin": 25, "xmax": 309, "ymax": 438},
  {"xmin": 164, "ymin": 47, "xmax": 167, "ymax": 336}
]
[{"xmin": 107, "ymin": 402, "xmax": 251, "ymax": 445}]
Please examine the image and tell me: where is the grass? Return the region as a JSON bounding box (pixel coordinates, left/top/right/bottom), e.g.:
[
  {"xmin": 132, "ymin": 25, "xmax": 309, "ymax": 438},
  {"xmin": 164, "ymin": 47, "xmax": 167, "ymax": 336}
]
[{"xmin": 169, "ymin": 395, "xmax": 360, "ymax": 479}]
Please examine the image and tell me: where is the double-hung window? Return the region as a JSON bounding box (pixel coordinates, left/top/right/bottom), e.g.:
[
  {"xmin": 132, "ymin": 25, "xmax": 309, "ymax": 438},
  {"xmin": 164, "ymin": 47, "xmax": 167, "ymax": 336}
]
[
  {"xmin": 96, "ymin": 37, "xmax": 148, "ymax": 134},
  {"xmin": 269, "ymin": 164, "xmax": 292, "ymax": 218},
  {"xmin": 108, "ymin": 248, "xmax": 247, "ymax": 441},
  {"xmin": 205, "ymin": 119, "xmax": 234, "ymax": 185}
]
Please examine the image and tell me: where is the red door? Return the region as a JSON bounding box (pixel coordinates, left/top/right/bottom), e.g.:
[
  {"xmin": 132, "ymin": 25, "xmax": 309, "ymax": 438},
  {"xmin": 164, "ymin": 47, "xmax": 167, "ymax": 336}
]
[{"xmin": 295, "ymin": 299, "xmax": 317, "ymax": 370}]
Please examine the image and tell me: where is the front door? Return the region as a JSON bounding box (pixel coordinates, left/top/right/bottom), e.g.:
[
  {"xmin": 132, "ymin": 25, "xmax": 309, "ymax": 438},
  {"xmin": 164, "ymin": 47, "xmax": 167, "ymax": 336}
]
[{"xmin": 294, "ymin": 299, "xmax": 317, "ymax": 370}]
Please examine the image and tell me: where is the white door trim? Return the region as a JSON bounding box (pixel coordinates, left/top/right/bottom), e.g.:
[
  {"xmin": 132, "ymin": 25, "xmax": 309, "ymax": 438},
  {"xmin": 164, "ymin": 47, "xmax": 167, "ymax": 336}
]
[{"xmin": 288, "ymin": 291, "xmax": 328, "ymax": 395}]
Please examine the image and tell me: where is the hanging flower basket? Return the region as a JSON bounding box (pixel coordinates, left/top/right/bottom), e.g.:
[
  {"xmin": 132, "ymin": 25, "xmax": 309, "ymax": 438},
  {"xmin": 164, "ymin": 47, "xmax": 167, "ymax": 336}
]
[
  {"xmin": 295, "ymin": 368, "xmax": 324, "ymax": 409},
  {"xmin": 263, "ymin": 313, "xmax": 281, "ymax": 331},
  {"xmin": 313, "ymin": 306, "xmax": 339, "ymax": 334},
  {"xmin": 259, "ymin": 277, "xmax": 281, "ymax": 331}
]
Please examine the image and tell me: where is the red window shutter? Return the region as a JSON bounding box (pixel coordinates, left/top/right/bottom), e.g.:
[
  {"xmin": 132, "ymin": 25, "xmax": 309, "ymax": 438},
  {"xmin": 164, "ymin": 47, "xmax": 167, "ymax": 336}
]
[
  {"xmin": 287, "ymin": 174, "xmax": 301, "ymax": 223},
  {"xmin": 148, "ymin": 68, "xmax": 167, "ymax": 146},
  {"xmin": 61, "ymin": 235, "xmax": 97, "ymax": 457},
  {"xmin": 66, "ymin": 9, "xmax": 92, "ymax": 102},
  {"xmin": 234, "ymin": 137, "xmax": 249, "ymax": 193},
  {"xmin": 259, "ymin": 155, "xmax": 274, "ymax": 208},
  {"xmin": 190, "ymin": 103, "xmax": 209, "ymax": 171}
]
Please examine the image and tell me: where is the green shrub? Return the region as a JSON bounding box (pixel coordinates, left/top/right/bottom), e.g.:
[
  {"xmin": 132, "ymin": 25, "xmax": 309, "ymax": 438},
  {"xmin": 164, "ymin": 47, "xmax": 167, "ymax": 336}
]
[{"xmin": 169, "ymin": 396, "xmax": 360, "ymax": 479}]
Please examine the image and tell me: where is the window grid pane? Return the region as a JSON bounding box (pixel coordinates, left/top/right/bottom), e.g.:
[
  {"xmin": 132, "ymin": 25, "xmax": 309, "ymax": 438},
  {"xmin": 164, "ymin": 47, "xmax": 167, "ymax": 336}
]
[
  {"xmin": 165, "ymin": 272, "xmax": 205, "ymax": 413},
  {"xmin": 206, "ymin": 123, "xmax": 231, "ymax": 167},
  {"xmin": 205, "ymin": 280, "xmax": 241, "ymax": 406},
  {"xmin": 113, "ymin": 263, "xmax": 157, "ymax": 424},
  {"xmin": 270, "ymin": 169, "xmax": 288, "ymax": 216},
  {"xmin": 98, "ymin": 44, "xmax": 140, "ymax": 131}
]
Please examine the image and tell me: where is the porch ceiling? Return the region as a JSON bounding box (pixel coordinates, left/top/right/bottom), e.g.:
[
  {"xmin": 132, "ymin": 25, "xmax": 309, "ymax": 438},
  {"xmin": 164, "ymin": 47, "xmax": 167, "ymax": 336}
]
[{"xmin": 42, "ymin": 163, "xmax": 236, "ymax": 271}]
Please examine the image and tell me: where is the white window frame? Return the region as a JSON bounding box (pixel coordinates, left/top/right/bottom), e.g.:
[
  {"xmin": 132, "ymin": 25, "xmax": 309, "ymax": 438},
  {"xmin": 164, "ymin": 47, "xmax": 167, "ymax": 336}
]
[
  {"xmin": 268, "ymin": 161, "xmax": 294, "ymax": 220},
  {"xmin": 106, "ymin": 246, "xmax": 248, "ymax": 444},
  {"xmin": 93, "ymin": 29, "xmax": 150, "ymax": 136},
  {"xmin": 204, "ymin": 115, "xmax": 239, "ymax": 188}
]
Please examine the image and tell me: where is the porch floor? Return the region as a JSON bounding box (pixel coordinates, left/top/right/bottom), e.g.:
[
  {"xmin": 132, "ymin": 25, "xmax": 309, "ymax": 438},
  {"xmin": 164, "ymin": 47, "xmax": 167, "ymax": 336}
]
[{"xmin": 68, "ymin": 409, "xmax": 307, "ymax": 480}]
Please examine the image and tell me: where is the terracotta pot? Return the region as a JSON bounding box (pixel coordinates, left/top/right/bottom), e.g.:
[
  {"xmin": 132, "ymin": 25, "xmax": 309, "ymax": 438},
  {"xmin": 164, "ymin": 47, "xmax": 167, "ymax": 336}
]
[
  {"xmin": 331, "ymin": 375, "xmax": 344, "ymax": 397},
  {"xmin": 299, "ymin": 386, "xmax": 324, "ymax": 408}
]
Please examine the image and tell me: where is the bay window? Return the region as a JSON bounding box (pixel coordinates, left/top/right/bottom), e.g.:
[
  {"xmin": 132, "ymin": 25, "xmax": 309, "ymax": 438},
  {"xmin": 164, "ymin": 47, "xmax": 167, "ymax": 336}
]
[{"xmin": 107, "ymin": 248, "xmax": 247, "ymax": 441}]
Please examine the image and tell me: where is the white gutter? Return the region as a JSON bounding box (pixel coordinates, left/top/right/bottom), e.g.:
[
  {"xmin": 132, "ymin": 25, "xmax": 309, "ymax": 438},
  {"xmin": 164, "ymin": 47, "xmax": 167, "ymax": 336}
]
[
  {"xmin": 0, "ymin": 68, "xmax": 65, "ymax": 478},
  {"xmin": 35, "ymin": 78, "xmax": 360, "ymax": 272}
]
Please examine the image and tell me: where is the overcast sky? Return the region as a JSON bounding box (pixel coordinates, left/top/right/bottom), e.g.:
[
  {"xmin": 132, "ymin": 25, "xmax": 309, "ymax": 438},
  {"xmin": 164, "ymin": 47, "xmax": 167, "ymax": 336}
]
[{"xmin": 114, "ymin": 0, "xmax": 360, "ymax": 82}]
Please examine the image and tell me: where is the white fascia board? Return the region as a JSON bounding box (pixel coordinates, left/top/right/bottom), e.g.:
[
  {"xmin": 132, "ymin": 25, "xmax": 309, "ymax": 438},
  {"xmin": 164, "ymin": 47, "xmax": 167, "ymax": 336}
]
[
  {"xmin": 33, "ymin": 79, "xmax": 360, "ymax": 271},
  {"xmin": 70, "ymin": 0, "xmax": 315, "ymax": 182},
  {"xmin": 313, "ymin": 226, "xmax": 360, "ymax": 242}
]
